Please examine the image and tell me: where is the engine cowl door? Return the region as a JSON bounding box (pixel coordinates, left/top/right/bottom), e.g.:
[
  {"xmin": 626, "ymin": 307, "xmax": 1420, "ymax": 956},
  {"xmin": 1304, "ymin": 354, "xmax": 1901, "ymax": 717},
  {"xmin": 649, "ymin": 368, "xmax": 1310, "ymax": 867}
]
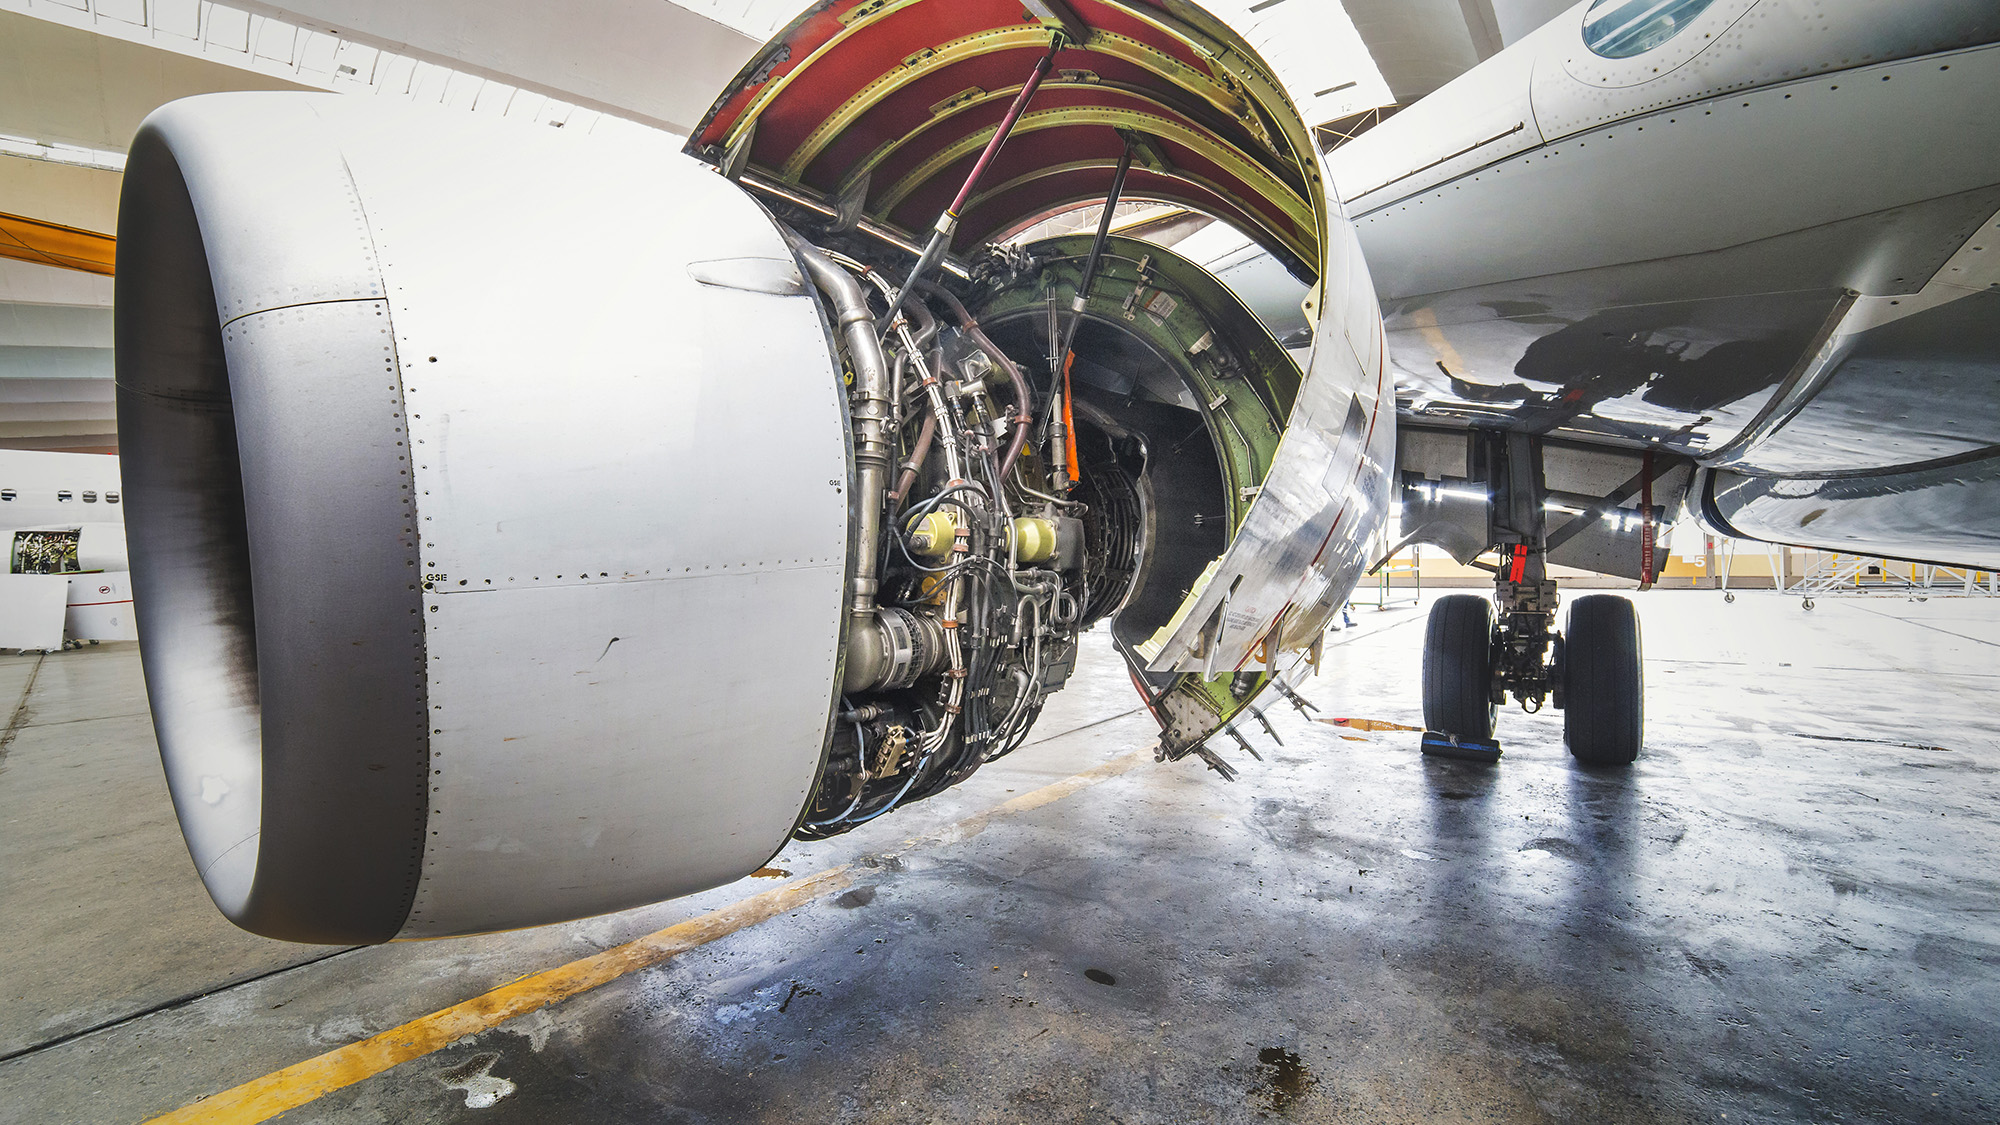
[
  {"xmin": 687, "ymin": 0, "xmax": 1390, "ymax": 761},
  {"xmin": 1137, "ymin": 219, "xmax": 1395, "ymax": 682}
]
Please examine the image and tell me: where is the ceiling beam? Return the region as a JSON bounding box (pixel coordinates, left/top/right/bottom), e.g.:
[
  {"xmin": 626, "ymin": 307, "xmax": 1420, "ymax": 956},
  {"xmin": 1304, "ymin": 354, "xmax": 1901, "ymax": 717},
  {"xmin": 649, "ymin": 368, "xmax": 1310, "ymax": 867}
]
[
  {"xmin": 0, "ymin": 211, "xmax": 115, "ymax": 277},
  {"xmin": 1458, "ymin": 0, "xmax": 1506, "ymax": 61}
]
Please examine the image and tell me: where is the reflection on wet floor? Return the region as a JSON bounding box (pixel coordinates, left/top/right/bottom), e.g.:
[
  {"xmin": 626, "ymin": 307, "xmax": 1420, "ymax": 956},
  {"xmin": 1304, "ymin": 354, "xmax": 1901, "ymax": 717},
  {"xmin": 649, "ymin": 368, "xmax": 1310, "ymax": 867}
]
[{"xmin": 1, "ymin": 592, "xmax": 1997, "ymax": 1123}]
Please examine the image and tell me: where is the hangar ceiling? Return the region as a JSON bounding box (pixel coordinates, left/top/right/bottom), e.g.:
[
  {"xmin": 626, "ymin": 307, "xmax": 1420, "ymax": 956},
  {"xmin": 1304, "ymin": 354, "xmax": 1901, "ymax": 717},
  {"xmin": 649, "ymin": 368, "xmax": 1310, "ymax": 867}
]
[
  {"xmin": 0, "ymin": 7, "xmax": 313, "ymax": 452},
  {"xmin": 1342, "ymin": 0, "xmax": 1577, "ymax": 103},
  {"xmin": 0, "ymin": 0, "xmax": 728, "ymax": 453},
  {"xmin": 0, "ymin": 0, "xmax": 1575, "ymax": 453}
]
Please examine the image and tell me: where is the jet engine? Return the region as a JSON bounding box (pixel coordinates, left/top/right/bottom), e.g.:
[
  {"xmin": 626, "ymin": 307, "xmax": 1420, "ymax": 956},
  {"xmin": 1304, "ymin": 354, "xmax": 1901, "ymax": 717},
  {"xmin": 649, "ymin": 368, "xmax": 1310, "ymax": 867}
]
[
  {"xmin": 118, "ymin": 97, "xmax": 852, "ymax": 942},
  {"xmin": 116, "ymin": 0, "xmax": 1390, "ymax": 943}
]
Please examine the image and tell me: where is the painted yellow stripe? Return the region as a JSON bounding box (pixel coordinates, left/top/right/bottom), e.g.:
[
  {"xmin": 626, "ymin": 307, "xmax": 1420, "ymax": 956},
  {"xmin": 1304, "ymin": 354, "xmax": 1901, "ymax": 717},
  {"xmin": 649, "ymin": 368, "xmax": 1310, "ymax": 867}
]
[
  {"xmin": 145, "ymin": 744, "xmax": 1158, "ymax": 1124},
  {"xmin": 145, "ymin": 868, "xmax": 853, "ymax": 1125}
]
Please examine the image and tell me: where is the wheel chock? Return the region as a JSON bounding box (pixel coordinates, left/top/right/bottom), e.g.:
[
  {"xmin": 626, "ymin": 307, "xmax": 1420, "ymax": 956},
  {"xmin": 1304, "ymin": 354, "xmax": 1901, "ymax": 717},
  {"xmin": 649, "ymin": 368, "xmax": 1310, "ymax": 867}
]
[{"xmin": 1420, "ymin": 730, "xmax": 1503, "ymax": 763}]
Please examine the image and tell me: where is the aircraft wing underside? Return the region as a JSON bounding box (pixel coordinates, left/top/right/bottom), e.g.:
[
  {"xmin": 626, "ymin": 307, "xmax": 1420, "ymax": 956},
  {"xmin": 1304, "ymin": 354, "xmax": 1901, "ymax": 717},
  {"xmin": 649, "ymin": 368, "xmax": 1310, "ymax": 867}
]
[{"xmin": 1325, "ymin": 0, "xmax": 2000, "ymax": 570}]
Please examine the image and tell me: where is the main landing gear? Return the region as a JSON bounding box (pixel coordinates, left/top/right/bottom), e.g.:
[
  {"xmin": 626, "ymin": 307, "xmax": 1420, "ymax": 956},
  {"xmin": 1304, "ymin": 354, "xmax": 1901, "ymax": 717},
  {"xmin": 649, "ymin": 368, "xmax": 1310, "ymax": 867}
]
[
  {"xmin": 1421, "ymin": 582, "xmax": 1644, "ymax": 766},
  {"xmin": 1416, "ymin": 431, "xmax": 1646, "ymax": 766}
]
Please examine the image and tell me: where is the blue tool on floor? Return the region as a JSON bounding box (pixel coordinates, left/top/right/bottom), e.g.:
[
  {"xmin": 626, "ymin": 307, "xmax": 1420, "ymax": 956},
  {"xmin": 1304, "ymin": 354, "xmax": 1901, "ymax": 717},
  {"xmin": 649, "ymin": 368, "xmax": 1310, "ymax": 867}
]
[{"xmin": 1420, "ymin": 730, "xmax": 1502, "ymax": 764}]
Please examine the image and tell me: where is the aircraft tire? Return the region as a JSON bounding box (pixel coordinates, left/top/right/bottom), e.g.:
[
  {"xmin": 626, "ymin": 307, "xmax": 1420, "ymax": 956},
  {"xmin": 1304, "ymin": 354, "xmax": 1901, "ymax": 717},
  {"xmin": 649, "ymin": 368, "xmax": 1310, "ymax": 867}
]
[
  {"xmin": 1422, "ymin": 595, "xmax": 1496, "ymax": 740},
  {"xmin": 1563, "ymin": 595, "xmax": 1642, "ymax": 766}
]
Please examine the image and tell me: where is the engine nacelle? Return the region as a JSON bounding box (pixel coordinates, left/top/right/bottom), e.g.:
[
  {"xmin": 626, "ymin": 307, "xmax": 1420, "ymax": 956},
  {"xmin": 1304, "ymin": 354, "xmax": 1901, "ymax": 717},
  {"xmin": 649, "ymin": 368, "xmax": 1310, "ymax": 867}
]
[
  {"xmin": 116, "ymin": 95, "xmax": 851, "ymax": 942},
  {"xmin": 118, "ymin": 0, "xmax": 1399, "ymax": 945}
]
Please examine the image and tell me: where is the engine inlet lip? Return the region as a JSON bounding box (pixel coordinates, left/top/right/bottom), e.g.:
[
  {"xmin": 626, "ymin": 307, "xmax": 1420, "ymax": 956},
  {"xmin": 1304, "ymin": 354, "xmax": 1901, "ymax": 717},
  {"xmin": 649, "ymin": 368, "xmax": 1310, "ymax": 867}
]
[{"xmin": 115, "ymin": 104, "xmax": 430, "ymax": 944}]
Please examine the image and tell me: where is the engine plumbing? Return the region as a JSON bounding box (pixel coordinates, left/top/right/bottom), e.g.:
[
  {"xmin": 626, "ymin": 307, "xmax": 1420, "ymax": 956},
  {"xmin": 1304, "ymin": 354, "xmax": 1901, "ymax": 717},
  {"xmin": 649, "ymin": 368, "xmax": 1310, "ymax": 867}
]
[{"xmin": 789, "ymin": 234, "xmax": 1096, "ymax": 838}]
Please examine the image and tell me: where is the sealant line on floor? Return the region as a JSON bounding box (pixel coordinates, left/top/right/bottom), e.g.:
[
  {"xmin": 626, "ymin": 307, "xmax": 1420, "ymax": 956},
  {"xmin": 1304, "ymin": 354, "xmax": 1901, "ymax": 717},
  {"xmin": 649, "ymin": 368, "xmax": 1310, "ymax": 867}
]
[
  {"xmin": 140, "ymin": 745, "xmax": 1158, "ymax": 1125},
  {"xmin": 0, "ymin": 946, "xmax": 364, "ymax": 1066},
  {"xmin": 0, "ymin": 652, "xmax": 45, "ymax": 770},
  {"xmin": 1021, "ymin": 706, "xmax": 1145, "ymax": 748},
  {"xmin": 1844, "ymin": 601, "xmax": 2000, "ymax": 649}
]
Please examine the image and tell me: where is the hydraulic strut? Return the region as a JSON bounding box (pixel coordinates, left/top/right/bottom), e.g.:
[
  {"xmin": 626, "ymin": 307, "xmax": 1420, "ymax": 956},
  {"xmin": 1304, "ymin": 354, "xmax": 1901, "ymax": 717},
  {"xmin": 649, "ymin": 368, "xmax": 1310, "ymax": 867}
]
[
  {"xmin": 1047, "ymin": 140, "xmax": 1135, "ymax": 491},
  {"xmin": 879, "ymin": 38, "xmax": 1062, "ymax": 329},
  {"xmin": 1489, "ymin": 431, "xmax": 1559, "ymax": 711}
]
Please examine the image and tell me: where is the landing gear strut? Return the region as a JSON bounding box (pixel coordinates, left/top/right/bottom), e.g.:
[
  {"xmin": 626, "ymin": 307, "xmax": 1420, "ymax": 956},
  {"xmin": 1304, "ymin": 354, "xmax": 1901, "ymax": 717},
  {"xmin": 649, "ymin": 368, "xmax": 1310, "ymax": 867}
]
[{"xmin": 1417, "ymin": 431, "xmax": 1645, "ymax": 764}]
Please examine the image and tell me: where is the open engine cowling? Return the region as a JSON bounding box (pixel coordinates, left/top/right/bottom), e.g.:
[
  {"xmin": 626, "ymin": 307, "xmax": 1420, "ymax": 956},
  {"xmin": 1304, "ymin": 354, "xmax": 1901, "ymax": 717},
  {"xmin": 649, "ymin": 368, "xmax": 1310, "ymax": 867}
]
[
  {"xmin": 116, "ymin": 95, "xmax": 852, "ymax": 942},
  {"xmin": 119, "ymin": 0, "xmax": 1399, "ymax": 946}
]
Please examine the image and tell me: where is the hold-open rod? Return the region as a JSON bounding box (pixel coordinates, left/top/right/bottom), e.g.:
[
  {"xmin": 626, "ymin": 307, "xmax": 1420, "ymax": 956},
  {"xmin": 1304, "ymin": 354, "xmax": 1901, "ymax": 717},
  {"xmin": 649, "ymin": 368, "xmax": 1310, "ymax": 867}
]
[
  {"xmin": 1047, "ymin": 141, "xmax": 1134, "ymax": 484},
  {"xmin": 1055, "ymin": 142, "xmax": 1135, "ymax": 374},
  {"xmin": 878, "ymin": 39, "xmax": 1062, "ymax": 332}
]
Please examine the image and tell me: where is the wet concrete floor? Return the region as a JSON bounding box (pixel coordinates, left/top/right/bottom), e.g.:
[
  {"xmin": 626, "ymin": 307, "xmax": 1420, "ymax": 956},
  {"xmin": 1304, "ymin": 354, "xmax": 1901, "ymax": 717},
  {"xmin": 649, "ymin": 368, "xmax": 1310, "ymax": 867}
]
[{"xmin": 1, "ymin": 590, "xmax": 1996, "ymax": 1123}]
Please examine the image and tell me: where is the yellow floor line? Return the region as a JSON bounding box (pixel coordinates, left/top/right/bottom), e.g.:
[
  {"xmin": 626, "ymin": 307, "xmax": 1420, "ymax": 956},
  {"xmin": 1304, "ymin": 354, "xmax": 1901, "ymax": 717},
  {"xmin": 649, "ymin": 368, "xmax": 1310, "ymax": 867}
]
[{"xmin": 145, "ymin": 745, "xmax": 1157, "ymax": 1124}]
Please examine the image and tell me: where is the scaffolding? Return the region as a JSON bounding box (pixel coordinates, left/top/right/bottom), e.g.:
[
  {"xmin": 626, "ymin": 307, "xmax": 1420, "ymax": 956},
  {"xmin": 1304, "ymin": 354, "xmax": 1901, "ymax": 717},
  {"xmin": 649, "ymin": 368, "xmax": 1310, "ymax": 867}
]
[
  {"xmin": 1770, "ymin": 549, "xmax": 1999, "ymax": 604},
  {"xmin": 1351, "ymin": 536, "xmax": 1421, "ymax": 609}
]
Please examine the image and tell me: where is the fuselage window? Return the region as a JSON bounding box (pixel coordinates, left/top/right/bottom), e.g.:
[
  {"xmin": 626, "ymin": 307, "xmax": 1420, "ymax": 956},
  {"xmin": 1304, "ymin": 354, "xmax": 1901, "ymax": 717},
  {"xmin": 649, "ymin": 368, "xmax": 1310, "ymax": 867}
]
[
  {"xmin": 83, "ymin": 490, "xmax": 98, "ymax": 503},
  {"xmin": 1582, "ymin": 0, "xmax": 1718, "ymax": 59},
  {"xmin": 57, "ymin": 489, "xmax": 73, "ymax": 502},
  {"xmin": 0, "ymin": 489, "xmax": 13, "ymax": 501},
  {"xmin": 105, "ymin": 491, "xmax": 120, "ymax": 504}
]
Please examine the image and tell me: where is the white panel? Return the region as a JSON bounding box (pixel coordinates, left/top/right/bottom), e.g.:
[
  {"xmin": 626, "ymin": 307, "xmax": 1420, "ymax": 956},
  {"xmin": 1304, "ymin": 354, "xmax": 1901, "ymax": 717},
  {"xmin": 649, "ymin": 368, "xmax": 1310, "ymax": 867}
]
[
  {"xmin": 1147, "ymin": 211, "xmax": 1396, "ymax": 673},
  {"xmin": 231, "ymin": 0, "xmax": 761, "ymax": 133},
  {"xmin": 439, "ymin": 69, "xmax": 481, "ymax": 109},
  {"xmin": 1329, "ymin": 35, "xmax": 1545, "ymax": 208},
  {"xmin": 330, "ymin": 39, "xmax": 377, "ymax": 83},
  {"xmin": 66, "ymin": 571, "xmax": 136, "ymax": 641},
  {"xmin": 0, "ymin": 450, "xmax": 122, "ymax": 528},
  {"xmin": 0, "ymin": 259, "xmax": 115, "ymax": 308},
  {"xmin": 250, "ymin": 16, "xmax": 296, "ymax": 63},
  {"xmin": 0, "ymin": 378, "xmax": 114, "ymax": 404},
  {"xmin": 373, "ymin": 52, "xmax": 415, "ymax": 95},
  {"xmin": 1351, "ymin": 44, "xmax": 2000, "ymax": 301},
  {"xmin": 503, "ymin": 88, "xmax": 547, "ymax": 122},
  {"xmin": 337, "ymin": 130, "xmax": 848, "ymax": 591},
  {"xmin": 408, "ymin": 60, "xmax": 450, "ymax": 102},
  {"xmin": 470, "ymin": 79, "xmax": 514, "ymax": 115},
  {"xmin": 0, "ymin": 574, "xmax": 69, "ymax": 650},
  {"xmin": 74, "ymin": 520, "xmax": 125, "ymax": 567},
  {"xmin": 0, "ymin": 303, "xmax": 113, "ymax": 348},
  {"xmin": 92, "ymin": 0, "xmax": 146, "ymax": 24},
  {"xmin": 535, "ymin": 98, "xmax": 575, "ymax": 127},
  {"xmin": 409, "ymin": 569, "xmax": 842, "ymax": 935},
  {"xmin": 283, "ymin": 98, "xmax": 851, "ymax": 936},
  {"xmin": 1205, "ymin": 0, "xmax": 1396, "ymax": 124},
  {"xmin": 151, "ymin": 0, "xmax": 200, "ymax": 38},
  {"xmin": 295, "ymin": 28, "xmax": 337, "ymax": 73},
  {"xmin": 144, "ymin": 96, "xmax": 384, "ymax": 320},
  {"xmin": 203, "ymin": 4, "xmax": 248, "ymax": 52}
]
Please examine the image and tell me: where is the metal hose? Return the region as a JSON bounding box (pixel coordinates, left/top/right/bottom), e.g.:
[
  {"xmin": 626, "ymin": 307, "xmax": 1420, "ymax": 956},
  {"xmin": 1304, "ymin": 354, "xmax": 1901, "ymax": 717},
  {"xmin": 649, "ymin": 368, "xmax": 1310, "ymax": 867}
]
[
  {"xmin": 917, "ymin": 279, "xmax": 1034, "ymax": 482},
  {"xmin": 785, "ymin": 229, "xmax": 890, "ymax": 615},
  {"xmin": 890, "ymin": 410, "xmax": 937, "ymax": 510},
  {"xmin": 785, "ymin": 229, "xmax": 899, "ymax": 693}
]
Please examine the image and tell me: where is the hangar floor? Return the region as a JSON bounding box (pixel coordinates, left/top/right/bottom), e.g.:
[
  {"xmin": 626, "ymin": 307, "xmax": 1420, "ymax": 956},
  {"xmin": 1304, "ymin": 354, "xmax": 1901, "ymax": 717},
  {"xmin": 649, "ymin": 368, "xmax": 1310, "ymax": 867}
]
[{"xmin": 1, "ymin": 591, "xmax": 1996, "ymax": 1124}]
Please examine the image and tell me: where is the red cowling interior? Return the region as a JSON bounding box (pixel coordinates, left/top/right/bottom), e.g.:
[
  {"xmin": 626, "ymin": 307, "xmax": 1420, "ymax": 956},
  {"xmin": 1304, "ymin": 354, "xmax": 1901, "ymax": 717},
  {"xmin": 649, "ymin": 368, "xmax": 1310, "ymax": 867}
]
[{"xmin": 688, "ymin": 0, "xmax": 1320, "ymax": 274}]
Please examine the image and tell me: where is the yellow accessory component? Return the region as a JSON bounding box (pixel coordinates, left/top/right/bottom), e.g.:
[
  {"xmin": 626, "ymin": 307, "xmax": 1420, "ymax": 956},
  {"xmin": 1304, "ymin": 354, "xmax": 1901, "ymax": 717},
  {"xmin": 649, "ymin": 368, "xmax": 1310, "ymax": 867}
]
[
  {"xmin": 1010, "ymin": 516, "xmax": 1058, "ymax": 564},
  {"xmin": 906, "ymin": 510, "xmax": 957, "ymax": 558}
]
